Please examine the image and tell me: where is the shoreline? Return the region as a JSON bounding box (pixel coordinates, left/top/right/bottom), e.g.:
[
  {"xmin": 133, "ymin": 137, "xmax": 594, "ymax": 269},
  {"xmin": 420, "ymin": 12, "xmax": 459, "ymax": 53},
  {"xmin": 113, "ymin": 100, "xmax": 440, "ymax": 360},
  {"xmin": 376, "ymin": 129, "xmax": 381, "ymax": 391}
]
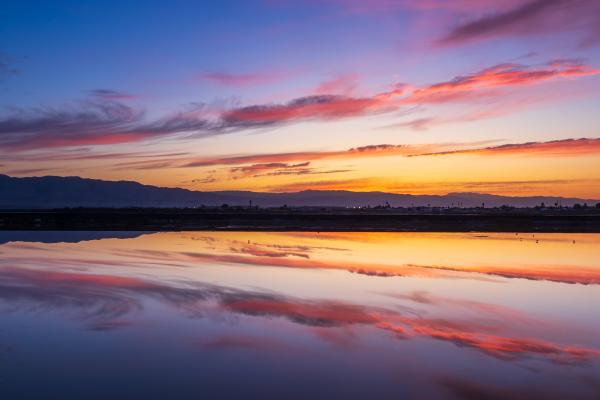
[{"xmin": 2, "ymin": 209, "xmax": 600, "ymax": 232}]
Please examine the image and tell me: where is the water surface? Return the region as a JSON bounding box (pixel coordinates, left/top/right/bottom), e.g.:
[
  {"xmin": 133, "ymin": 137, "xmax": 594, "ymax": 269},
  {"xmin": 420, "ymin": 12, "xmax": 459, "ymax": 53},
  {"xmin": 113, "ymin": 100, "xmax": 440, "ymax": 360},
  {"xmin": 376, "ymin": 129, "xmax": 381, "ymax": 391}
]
[{"xmin": 1, "ymin": 231, "xmax": 599, "ymax": 399}]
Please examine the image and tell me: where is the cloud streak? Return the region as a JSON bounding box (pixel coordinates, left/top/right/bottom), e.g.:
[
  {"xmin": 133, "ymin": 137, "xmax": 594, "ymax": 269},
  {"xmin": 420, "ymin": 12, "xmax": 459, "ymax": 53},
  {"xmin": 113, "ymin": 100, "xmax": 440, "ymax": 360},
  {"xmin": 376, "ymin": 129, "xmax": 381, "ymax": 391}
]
[
  {"xmin": 219, "ymin": 60, "xmax": 597, "ymax": 129},
  {"xmin": 405, "ymin": 59, "xmax": 599, "ymax": 104},
  {"xmin": 0, "ymin": 100, "xmax": 211, "ymax": 151},
  {"xmin": 1, "ymin": 59, "xmax": 596, "ymax": 152},
  {"xmin": 226, "ymin": 161, "xmax": 350, "ymax": 179},
  {"xmin": 117, "ymin": 137, "xmax": 598, "ymax": 173},
  {"xmin": 439, "ymin": 0, "xmax": 600, "ymax": 47},
  {"xmin": 410, "ymin": 138, "xmax": 600, "ymax": 157}
]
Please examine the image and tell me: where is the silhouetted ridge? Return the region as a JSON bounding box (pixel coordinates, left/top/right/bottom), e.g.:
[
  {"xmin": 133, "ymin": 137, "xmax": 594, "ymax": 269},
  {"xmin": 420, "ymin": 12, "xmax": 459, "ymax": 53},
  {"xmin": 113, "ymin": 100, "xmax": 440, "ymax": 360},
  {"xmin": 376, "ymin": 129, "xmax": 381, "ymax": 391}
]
[{"xmin": 0, "ymin": 174, "xmax": 596, "ymax": 208}]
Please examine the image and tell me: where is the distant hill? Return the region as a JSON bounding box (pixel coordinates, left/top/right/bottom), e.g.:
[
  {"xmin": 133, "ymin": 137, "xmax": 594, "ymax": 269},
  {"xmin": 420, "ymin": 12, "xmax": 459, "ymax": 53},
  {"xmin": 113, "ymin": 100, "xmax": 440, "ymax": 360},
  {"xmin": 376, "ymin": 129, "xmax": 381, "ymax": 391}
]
[{"xmin": 0, "ymin": 174, "xmax": 597, "ymax": 208}]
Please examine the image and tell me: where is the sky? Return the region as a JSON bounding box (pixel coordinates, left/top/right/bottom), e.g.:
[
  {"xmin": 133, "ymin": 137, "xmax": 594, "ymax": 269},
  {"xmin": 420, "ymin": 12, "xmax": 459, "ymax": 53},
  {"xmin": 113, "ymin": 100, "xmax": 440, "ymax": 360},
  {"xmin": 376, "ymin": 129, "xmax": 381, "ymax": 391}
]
[{"xmin": 1, "ymin": 0, "xmax": 600, "ymax": 198}]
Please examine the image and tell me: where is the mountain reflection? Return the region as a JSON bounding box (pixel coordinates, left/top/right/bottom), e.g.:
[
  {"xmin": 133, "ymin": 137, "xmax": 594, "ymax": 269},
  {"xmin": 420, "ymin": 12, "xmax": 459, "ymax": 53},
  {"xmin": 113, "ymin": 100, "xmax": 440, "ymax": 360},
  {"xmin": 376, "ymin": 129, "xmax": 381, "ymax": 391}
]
[{"xmin": 1, "ymin": 231, "xmax": 599, "ymax": 399}]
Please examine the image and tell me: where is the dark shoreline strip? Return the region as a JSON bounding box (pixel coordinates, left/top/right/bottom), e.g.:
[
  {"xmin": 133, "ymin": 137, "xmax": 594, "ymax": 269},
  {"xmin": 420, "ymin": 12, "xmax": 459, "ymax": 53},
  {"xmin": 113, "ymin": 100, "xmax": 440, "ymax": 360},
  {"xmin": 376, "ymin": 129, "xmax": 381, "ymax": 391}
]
[{"xmin": 1, "ymin": 211, "xmax": 599, "ymax": 232}]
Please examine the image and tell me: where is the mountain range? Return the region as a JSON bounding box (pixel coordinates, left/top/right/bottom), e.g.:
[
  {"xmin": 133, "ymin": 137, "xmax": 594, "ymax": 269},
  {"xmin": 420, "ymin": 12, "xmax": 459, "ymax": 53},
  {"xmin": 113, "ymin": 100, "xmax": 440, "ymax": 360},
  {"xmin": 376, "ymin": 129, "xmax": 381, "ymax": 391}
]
[{"xmin": 0, "ymin": 174, "xmax": 597, "ymax": 209}]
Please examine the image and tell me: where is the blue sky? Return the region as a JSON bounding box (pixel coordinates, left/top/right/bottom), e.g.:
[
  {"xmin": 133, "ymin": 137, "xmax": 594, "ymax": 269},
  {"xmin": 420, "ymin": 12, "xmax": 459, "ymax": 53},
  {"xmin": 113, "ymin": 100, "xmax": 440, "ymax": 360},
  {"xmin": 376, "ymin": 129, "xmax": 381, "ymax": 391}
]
[{"xmin": 2, "ymin": 0, "xmax": 600, "ymax": 197}]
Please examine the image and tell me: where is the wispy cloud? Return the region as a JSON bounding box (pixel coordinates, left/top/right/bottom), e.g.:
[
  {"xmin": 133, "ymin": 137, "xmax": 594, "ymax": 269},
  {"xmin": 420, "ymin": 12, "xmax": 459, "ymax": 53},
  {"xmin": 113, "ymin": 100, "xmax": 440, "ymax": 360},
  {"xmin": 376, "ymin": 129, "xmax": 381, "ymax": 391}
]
[
  {"xmin": 180, "ymin": 143, "xmax": 453, "ymax": 169},
  {"xmin": 410, "ymin": 138, "xmax": 600, "ymax": 157},
  {"xmin": 1, "ymin": 60, "xmax": 597, "ymax": 152},
  {"xmin": 220, "ymin": 94, "xmax": 386, "ymax": 129},
  {"xmin": 216, "ymin": 59, "xmax": 599, "ymax": 129},
  {"xmin": 313, "ymin": 73, "xmax": 360, "ymax": 95},
  {"xmin": 405, "ymin": 59, "xmax": 599, "ymax": 104},
  {"xmin": 0, "ymin": 99, "xmax": 211, "ymax": 151},
  {"xmin": 229, "ymin": 162, "xmax": 311, "ymax": 175},
  {"xmin": 225, "ymin": 161, "xmax": 349, "ymax": 179},
  {"xmin": 125, "ymin": 137, "xmax": 597, "ymax": 172},
  {"xmin": 438, "ymin": 0, "xmax": 600, "ymax": 47}
]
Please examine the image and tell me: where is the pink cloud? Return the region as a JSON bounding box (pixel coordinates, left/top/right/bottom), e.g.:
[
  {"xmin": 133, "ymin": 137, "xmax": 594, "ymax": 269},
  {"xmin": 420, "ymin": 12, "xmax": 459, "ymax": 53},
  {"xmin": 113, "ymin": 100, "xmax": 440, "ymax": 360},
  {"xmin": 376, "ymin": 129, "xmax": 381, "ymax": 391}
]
[
  {"xmin": 220, "ymin": 59, "xmax": 599, "ymax": 128},
  {"xmin": 406, "ymin": 59, "xmax": 599, "ymax": 104},
  {"xmin": 314, "ymin": 73, "xmax": 360, "ymax": 95},
  {"xmin": 1, "ymin": 59, "xmax": 597, "ymax": 152}
]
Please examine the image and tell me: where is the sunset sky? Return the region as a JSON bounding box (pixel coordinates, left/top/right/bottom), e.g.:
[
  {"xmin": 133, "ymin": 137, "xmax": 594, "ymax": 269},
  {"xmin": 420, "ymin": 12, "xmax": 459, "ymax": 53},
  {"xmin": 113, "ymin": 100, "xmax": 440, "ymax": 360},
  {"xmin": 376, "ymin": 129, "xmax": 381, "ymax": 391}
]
[{"xmin": 2, "ymin": 0, "xmax": 600, "ymax": 197}]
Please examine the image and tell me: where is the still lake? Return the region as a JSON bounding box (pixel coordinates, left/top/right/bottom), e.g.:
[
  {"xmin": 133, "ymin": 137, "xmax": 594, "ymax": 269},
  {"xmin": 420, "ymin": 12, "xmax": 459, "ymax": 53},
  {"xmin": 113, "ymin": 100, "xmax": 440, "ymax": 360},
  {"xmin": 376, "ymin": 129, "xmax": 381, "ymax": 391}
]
[{"xmin": 1, "ymin": 231, "xmax": 599, "ymax": 399}]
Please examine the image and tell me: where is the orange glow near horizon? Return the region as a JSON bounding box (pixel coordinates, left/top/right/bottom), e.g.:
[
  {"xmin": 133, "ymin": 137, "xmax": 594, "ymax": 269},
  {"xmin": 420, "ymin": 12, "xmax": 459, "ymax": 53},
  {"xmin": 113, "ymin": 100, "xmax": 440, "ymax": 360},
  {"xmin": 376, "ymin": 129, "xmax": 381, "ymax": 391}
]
[
  {"xmin": 7, "ymin": 139, "xmax": 599, "ymax": 199},
  {"xmin": 5, "ymin": 231, "xmax": 600, "ymax": 286}
]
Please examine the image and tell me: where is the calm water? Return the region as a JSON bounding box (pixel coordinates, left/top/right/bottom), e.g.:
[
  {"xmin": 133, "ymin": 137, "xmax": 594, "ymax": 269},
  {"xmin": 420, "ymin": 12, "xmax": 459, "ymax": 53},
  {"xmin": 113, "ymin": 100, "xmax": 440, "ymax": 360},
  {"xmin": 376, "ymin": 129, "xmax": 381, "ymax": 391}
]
[{"xmin": 1, "ymin": 231, "xmax": 599, "ymax": 399}]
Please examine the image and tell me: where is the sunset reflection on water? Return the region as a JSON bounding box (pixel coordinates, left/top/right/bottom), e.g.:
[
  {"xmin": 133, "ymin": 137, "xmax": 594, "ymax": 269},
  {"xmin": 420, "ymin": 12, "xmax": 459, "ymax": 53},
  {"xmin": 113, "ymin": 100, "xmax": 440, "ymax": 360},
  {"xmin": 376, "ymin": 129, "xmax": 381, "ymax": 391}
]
[{"xmin": 1, "ymin": 231, "xmax": 599, "ymax": 399}]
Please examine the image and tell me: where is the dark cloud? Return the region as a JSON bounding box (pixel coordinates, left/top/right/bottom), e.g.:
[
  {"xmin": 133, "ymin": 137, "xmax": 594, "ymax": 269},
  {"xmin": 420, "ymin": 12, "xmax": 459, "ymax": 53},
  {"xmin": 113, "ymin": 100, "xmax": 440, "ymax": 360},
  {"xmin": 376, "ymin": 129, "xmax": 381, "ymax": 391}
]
[
  {"xmin": 220, "ymin": 94, "xmax": 384, "ymax": 129},
  {"xmin": 258, "ymin": 168, "xmax": 352, "ymax": 177},
  {"xmin": 0, "ymin": 99, "xmax": 211, "ymax": 151},
  {"xmin": 224, "ymin": 161, "xmax": 350, "ymax": 180},
  {"xmin": 229, "ymin": 162, "xmax": 311, "ymax": 175},
  {"xmin": 439, "ymin": 0, "xmax": 600, "ymax": 47}
]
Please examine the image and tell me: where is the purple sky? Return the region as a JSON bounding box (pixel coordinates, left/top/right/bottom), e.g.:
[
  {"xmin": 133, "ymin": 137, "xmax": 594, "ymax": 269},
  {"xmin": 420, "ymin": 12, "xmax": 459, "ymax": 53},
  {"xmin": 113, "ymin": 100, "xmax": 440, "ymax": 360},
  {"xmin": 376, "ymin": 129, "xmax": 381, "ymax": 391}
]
[{"xmin": 1, "ymin": 0, "xmax": 600, "ymax": 197}]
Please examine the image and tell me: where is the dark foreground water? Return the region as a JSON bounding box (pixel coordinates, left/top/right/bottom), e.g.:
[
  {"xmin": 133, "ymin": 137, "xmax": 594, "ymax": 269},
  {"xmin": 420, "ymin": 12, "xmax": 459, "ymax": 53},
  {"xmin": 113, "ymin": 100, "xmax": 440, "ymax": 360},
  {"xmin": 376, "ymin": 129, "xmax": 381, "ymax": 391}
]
[{"xmin": 1, "ymin": 231, "xmax": 599, "ymax": 399}]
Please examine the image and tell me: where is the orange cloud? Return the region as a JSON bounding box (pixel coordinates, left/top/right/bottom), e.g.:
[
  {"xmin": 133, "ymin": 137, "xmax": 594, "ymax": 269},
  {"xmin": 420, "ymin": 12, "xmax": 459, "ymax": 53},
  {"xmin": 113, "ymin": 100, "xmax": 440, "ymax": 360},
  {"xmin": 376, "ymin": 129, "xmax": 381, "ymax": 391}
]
[
  {"xmin": 411, "ymin": 138, "xmax": 600, "ymax": 157},
  {"xmin": 167, "ymin": 141, "xmax": 498, "ymax": 170},
  {"xmin": 168, "ymin": 138, "xmax": 598, "ymax": 173}
]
